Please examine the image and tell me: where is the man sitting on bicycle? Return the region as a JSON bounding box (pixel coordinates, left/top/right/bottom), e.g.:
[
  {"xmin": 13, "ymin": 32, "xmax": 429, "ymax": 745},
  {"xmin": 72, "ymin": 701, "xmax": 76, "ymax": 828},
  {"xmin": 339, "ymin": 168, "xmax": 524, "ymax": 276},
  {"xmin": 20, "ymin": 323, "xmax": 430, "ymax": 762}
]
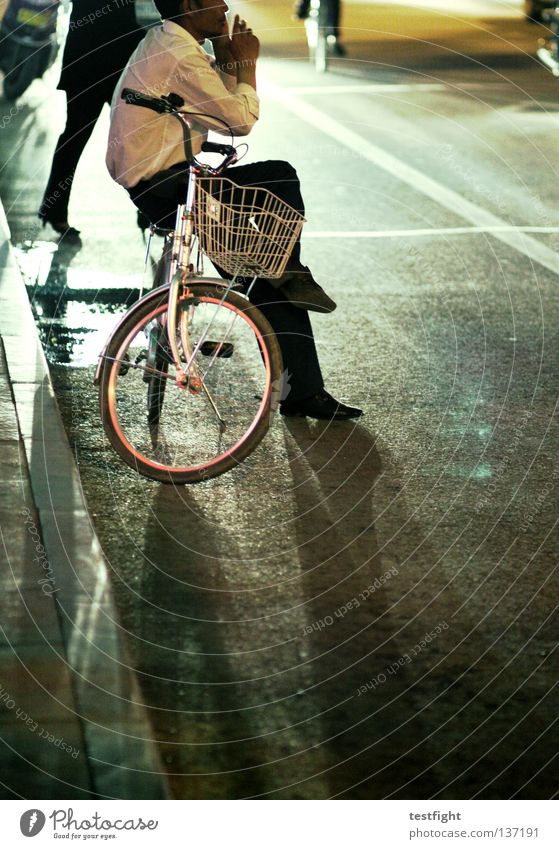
[{"xmin": 106, "ymin": 0, "xmax": 362, "ymax": 420}]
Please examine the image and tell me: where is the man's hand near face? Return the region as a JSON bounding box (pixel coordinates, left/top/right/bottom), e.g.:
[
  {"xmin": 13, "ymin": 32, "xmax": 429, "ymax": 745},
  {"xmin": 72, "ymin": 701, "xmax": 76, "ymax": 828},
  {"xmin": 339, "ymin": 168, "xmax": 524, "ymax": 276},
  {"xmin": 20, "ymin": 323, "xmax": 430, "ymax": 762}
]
[{"xmin": 211, "ymin": 14, "xmax": 259, "ymax": 90}]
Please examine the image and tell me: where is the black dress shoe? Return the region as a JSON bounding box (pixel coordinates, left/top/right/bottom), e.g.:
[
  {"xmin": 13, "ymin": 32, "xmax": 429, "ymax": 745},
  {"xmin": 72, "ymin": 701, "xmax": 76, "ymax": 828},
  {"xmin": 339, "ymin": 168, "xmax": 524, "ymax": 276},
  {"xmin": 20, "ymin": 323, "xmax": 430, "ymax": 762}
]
[
  {"xmin": 280, "ymin": 389, "xmax": 363, "ymax": 420},
  {"xmin": 39, "ymin": 213, "xmax": 81, "ymax": 240}
]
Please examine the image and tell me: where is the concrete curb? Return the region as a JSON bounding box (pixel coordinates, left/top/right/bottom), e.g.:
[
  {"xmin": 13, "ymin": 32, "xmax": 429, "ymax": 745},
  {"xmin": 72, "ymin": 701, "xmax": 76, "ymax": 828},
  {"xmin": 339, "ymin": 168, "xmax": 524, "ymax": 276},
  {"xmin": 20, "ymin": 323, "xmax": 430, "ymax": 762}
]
[{"xmin": 0, "ymin": 201, "xmax": 170, "ymax": 799}]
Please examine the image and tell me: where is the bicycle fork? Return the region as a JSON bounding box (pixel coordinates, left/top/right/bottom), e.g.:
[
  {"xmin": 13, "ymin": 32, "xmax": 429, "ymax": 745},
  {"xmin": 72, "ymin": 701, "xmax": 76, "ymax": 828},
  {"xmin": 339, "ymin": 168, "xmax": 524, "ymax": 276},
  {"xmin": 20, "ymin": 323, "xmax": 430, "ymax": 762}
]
[{"xmin": 167, "ymin": 168, "xmax": 197, "ymax": 390}]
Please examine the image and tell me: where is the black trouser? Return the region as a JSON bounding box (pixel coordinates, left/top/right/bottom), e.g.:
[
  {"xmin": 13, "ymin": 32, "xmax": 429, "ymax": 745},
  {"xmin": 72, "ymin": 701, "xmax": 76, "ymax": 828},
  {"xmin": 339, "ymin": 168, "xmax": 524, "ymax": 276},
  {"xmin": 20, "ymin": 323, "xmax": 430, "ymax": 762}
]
[
  {"xmin": 128, "ymin": 159, "xmax": 324, "ymax": 403},
  {"xmin": 40, "ymin": 85, "xmax": 114, "ymax": 222}
]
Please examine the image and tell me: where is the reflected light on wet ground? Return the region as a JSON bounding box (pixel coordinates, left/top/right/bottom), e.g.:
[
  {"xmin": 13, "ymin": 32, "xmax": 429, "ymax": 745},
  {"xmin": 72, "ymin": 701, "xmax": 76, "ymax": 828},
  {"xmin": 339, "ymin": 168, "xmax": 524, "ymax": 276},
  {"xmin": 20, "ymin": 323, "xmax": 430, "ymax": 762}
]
[{"xmin": 13, "ymin": 239, "xmax": 144, "ymax": 367}]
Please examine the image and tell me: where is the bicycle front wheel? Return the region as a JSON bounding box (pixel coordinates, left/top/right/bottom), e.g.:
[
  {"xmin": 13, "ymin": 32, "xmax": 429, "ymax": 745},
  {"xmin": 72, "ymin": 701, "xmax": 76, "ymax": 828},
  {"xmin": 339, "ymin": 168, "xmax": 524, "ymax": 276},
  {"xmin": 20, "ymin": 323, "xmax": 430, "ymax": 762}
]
[{"xmin": 99, "ymin": 282, "xmax": 283, "ymax": 484}]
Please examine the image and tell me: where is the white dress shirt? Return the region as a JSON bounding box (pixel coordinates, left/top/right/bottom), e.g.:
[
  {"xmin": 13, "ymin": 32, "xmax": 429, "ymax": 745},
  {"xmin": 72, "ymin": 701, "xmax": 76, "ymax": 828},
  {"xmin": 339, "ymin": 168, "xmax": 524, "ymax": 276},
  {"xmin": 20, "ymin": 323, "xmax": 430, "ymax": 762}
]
[{"xmin": 106, "ymin": 20, "xmax": 259, "ymax": 189}]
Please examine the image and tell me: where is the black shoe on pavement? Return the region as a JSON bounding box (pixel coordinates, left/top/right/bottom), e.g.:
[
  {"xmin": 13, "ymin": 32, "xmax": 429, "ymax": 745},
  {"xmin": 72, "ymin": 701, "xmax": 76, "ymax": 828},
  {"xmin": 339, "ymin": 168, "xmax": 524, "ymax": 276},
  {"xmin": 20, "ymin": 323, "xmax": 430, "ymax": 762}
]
[
  {"xmin": 39, "ymin": 213, "xmax": 81, "ymax": 241},
  {"xmin": 280, "ymin": 389, "xmax": 363, "ymax": 420},
  {"xmin": 279, "ymin": 266, "xmax": 337, "ymax": 313}
]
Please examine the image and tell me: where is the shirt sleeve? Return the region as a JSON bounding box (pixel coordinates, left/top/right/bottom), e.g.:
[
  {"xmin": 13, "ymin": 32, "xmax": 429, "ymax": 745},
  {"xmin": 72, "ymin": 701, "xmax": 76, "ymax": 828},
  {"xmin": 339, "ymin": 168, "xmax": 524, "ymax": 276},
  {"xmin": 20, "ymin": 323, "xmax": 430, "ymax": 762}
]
[
  {"xmin": 169, "ymin": 47, "xmax": 259, "ymax": 137},
  {"xmin": 215, "ymin": 65, "xmax": 237, "ymax": 93}
]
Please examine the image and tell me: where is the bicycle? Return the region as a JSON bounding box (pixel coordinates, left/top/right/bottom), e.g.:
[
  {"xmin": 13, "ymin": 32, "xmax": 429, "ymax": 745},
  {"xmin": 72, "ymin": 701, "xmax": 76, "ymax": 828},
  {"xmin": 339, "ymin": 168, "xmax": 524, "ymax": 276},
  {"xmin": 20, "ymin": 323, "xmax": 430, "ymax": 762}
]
[{"xmin": 95, "ymin": 89, "xmax": 305, "ymax": 485}]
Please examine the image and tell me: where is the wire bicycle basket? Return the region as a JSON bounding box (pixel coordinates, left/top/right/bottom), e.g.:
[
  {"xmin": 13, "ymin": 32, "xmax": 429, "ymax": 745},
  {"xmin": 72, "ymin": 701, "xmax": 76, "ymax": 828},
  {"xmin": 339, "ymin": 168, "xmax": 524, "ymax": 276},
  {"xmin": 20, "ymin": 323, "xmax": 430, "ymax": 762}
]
[{"xmin": 194, "ymin": 177, "xmax": 306, "ymax": 279}]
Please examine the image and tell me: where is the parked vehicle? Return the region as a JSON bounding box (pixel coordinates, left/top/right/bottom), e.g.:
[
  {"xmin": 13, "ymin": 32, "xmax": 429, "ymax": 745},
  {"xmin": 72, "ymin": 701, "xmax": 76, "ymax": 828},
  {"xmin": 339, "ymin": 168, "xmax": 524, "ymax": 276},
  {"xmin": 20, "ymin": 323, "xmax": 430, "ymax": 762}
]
[
  {"xmin": 0, "ymin": 0, "xmax": 61, "ymax": 100},
  {"xmin": 536, "ymin": 1, "xmax": 559, "ymax": 75}
]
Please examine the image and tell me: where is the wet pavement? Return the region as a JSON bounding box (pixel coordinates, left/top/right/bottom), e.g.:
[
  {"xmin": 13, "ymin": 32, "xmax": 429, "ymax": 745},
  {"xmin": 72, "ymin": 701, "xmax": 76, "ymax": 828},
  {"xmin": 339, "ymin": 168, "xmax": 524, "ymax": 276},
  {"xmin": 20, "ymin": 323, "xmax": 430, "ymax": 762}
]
[{"xmin": 1, "ymin": 1, "xmax": 558, "ymax": 798}]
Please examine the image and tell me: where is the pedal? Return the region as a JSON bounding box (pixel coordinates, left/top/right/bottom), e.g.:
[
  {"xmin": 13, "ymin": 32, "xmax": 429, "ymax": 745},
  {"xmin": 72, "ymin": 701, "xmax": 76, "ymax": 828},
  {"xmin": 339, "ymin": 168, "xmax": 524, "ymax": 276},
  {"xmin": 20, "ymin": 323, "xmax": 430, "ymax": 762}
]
[{"xmin": 200, "ymin": 341, "xmax": 234, "ymax": 358}]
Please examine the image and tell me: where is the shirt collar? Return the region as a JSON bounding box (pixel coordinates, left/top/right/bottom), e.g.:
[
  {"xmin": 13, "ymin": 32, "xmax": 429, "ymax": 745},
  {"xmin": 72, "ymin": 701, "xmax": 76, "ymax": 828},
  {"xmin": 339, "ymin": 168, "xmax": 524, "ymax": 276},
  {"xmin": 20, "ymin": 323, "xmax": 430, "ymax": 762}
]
[{"xmin": 163, "ymin": 19, "xmax": 205, "ymax": 51}]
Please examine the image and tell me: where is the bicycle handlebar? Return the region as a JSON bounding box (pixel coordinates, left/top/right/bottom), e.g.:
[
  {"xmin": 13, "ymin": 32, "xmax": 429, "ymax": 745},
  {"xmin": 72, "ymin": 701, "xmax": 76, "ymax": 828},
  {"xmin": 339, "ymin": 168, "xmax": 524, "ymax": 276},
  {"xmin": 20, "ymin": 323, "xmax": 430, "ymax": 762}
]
[
  {"xmin": 121, "ymin": 87, "xmax": 183, "ymax": 114},
  {"xmin": 201, "ymin": 140, "xmax": 238, "ymax": 169},
  {"xmin": 201, "ymin": 140, "xmax": 236, "ymax": 157}
]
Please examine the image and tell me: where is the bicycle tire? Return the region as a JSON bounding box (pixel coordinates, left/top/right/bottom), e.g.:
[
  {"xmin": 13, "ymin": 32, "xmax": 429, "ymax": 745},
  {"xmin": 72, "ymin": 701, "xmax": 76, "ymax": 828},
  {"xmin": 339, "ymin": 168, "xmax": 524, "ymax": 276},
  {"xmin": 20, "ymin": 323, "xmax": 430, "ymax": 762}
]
[{"xmin": 98, "ymin": 282, "xmax": 283, "ymax": 484}]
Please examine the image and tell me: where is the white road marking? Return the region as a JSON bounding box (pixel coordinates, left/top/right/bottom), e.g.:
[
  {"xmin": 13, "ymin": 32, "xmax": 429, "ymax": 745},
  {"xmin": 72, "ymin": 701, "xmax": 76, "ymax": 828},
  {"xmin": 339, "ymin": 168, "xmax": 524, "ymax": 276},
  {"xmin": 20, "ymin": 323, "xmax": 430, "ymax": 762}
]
[
  {"xmin": 263, "ymin": 80, "xmax": 559, "ymax": 276},
  {"xmin": 357, "ymin": 0, "xmax": 522, "ymax": 15},
  {"xmin": 280, "ymin": 83, "xmax": 448, "ymax": 95},
  {"xmin": 303, "ymin": 226, "xmax": 559, "ymax": 238}
]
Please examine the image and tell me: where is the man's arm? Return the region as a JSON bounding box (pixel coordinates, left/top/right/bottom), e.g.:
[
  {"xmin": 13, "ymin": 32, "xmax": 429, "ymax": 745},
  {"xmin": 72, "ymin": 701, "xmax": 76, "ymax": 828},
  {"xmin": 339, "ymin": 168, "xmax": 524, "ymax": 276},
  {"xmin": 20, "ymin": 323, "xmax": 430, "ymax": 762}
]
[{"xmin": 211, "ymin": 14, "xmax": 259, "ymax": 91}]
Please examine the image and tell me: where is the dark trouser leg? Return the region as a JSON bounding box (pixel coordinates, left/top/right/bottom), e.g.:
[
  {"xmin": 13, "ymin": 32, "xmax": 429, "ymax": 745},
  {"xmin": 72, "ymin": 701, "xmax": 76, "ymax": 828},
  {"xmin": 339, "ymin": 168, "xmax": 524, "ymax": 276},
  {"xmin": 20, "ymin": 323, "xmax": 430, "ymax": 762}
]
[
  {"xmin": 217, "ymin": 160, "xmax": 323, "ymax": 398},
  {"xmin": 40, "ymin": 89, "xmax": 108, "ymax": 222},
  {"xmin": 295, "ymin": 0, "xmax": 312, "ymax": 17},
  {"xmin": 327, "ymin": 0, "xmax": 341, "ymax": 37},
  {"xmin": 247, "ymin": 280, "xmax": 323, "ymax": 403}
]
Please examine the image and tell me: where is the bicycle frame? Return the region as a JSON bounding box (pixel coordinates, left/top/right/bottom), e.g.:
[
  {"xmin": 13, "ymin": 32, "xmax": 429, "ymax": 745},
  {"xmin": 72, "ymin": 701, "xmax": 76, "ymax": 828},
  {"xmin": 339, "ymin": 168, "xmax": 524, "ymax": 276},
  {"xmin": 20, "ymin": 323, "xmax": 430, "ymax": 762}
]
[
  {"xmin": 97, "ymin": 89, "xmax": 297, "ymax": 483},
  {"xmin": 165, "ymin": 159, "xmax": 198, "ymax": 389},
  {"xmin": 160, "ymin": 137, "xmax": 249, "ymax": 395}
]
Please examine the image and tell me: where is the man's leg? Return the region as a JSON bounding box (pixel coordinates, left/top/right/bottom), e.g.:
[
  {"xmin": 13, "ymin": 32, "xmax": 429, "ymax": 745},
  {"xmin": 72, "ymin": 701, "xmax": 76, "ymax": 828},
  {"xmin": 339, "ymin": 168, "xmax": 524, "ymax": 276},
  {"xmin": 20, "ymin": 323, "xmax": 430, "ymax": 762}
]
[
  {"xmin": 217, "ymin": 160, "xmax": 332, "ymax": 398},
  {"xmin": 39, "ymin": 89, "xmax": 108, "ymax": 225},
  {"xmin": 222, "ymin": 159, "xmax": 305, "ymax": 267},
  {"xmin": 247, "ymin": 280, "xmax": 324, "ymax": 404},
  {"xmin": 251, "ymin": 278, "xmax": 361, "ymax": 418},
  {"xmin": 327, "ymin": 0, "xmax": 341, "ymax": 37},
  {"xmin": 220, "ymin": 159, "xmax": 335, "ymax": 312},
  {"xmin": 293, "ymin": 0, "xmax": 312, "ymax": 20}
]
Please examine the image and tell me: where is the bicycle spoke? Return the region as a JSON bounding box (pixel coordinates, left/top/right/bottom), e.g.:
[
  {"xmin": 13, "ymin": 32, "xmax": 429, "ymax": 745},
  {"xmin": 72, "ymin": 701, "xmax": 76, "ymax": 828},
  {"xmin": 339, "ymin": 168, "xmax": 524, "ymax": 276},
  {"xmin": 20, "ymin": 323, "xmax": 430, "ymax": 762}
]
[
  {"xmin": 200, "ymin": 379, "xmax": 227, "ymax": 434},
  {"xmin": 104, "ymin": 355, "xmax": 173, "ymax": 381}
]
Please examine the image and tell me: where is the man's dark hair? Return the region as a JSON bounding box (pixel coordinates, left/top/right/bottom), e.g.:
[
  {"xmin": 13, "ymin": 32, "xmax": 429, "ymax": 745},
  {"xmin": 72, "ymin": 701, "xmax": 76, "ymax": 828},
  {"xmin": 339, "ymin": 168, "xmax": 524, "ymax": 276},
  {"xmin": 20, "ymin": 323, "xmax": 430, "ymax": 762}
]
[{"xmin": 153, "ymin": 1, "xmax": 184, "ymax": 19}]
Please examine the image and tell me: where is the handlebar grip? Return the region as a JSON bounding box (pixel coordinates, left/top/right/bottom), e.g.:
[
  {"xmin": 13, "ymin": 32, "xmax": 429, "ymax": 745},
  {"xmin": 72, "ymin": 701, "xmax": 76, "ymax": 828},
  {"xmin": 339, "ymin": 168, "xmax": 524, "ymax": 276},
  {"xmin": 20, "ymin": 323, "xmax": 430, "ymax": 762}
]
[
  {"xmin": 121, "ymin": 88, "xmax": 185, "ymax": 114},
  {"xmin": 121, "ymin": 88, "xmax": 169, "ymax": 113},
  {"xmin": 201, "ymin": 141, "xmax": 237, "ymax": 157}
]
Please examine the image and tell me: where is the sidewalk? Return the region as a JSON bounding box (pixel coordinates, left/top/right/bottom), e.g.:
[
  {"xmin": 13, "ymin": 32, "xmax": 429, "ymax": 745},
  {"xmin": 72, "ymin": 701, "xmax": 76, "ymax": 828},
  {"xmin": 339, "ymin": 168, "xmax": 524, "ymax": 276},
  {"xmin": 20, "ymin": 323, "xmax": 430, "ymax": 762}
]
[{"xmin": 0, "ymin": 202, "xmax": 169, "ymax": 799}]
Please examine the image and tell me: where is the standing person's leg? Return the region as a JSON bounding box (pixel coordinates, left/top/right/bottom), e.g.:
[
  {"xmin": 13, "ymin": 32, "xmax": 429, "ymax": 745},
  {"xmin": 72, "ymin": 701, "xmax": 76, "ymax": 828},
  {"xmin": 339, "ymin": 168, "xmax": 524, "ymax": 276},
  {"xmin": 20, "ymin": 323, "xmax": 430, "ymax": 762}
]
[
  {"xmin": 39, "ymin": 88, "xmax": 108, "ymax": 232},
  {"xmin": 326, "ymin": 0, "xmax": 345, "ymax": 55},
  {"xmin": 327, "ymin": 0, "xmax": 341, "ymax": 37},
  {"xmin": 293, "ymin": 0, "xmax": 312, "ymax": 19}
]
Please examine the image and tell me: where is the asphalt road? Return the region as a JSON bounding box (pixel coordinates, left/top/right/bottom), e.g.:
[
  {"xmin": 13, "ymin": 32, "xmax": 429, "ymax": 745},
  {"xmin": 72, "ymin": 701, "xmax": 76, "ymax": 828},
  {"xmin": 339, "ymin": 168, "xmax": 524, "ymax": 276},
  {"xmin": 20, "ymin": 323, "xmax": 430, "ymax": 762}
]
[{"xmin": 1, "ymin": 1, "xmax": 558, "ymax": 798}]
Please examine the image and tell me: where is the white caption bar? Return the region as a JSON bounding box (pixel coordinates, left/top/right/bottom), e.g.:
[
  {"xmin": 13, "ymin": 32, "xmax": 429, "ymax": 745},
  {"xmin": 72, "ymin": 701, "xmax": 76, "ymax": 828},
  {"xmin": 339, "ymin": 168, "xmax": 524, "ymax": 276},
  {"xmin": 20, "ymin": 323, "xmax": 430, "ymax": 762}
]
[{"xmin": 1, "ymin": 800, "xmax": 557, "ymax": 848}]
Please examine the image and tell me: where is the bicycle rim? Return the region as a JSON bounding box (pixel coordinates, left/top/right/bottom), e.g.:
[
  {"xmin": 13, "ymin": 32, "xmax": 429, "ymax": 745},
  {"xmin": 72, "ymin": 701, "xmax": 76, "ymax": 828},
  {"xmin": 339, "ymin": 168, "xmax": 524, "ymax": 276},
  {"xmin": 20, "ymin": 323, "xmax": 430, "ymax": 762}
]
[{"xmin": 99, "ymin": 284, "xmax": 283, "ymax": 484}]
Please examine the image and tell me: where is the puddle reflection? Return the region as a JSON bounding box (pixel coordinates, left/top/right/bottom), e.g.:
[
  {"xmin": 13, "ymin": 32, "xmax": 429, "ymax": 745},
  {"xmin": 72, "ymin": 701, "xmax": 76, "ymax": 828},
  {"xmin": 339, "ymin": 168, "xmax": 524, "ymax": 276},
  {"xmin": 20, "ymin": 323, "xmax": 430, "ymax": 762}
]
[{"xmin": 14, "ymin": 239, "xmax": 142, "ymax": 366}]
